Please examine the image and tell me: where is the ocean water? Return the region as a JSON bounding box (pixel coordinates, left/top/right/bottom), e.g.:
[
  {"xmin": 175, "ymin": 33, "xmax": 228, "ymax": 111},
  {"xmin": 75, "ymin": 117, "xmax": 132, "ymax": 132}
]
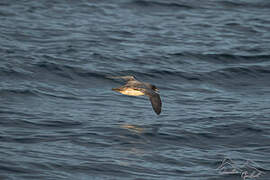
[{"xmin": 0, "ymin": 0, "xmax": 270, "ymax": 179}]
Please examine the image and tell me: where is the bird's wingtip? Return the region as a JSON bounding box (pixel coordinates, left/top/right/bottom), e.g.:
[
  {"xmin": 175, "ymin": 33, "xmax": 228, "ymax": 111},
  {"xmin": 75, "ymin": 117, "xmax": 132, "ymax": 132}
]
[
  {"xmin": 107, "ymin": 75, "xmax": 136, "ymax": 81},
  {"xmin": 149, "ymin": 94, "xmax": 162, "ymax": 115}
]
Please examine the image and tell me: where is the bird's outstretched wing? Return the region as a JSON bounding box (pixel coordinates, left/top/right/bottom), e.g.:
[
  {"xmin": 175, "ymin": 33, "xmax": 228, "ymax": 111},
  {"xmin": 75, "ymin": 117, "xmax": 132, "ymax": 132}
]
[
  {"xmin": 109, "ymin": 75, "xmax": 140, "ymax": 87},
  {"xmin": 149, "ymin": 93, "xmax": 162, "ymax": 115},
  {"xmin": 107, "ymin": 75, "xmax": 135, "ymax": 81}
]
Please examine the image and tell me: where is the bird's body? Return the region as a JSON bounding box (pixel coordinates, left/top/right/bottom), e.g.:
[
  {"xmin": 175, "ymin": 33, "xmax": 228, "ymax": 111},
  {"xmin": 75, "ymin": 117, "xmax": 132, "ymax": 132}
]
[
  {"xmin": 111, "ymin": 76, "xmax": 162, "ymax": 115},
  {"xmin": 114, "ymin": 87, "xmax": 145, "ymax": 96}
]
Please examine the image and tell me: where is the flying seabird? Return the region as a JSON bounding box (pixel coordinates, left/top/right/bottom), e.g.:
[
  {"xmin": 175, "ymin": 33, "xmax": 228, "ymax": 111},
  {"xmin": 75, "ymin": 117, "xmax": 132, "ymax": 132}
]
[{"xmin": 111, "ymin": 76, "xmax": 162, "ymax": 115}]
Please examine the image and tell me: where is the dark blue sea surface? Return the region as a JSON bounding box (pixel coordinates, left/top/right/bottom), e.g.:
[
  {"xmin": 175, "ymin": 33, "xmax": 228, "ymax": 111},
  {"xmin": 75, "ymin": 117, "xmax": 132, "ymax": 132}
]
[{"xmin": 0, "ymin": 0, "xmax": 270, "ymax": 179}]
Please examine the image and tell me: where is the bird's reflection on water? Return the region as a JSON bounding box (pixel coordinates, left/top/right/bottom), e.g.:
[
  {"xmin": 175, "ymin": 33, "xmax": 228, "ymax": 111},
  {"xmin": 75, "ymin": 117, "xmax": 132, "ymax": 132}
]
[
  {"xmin": 120, "ymin": 124, "xmax": 162, "ymax": 135},
  {"xmin": 115, "ymin": 124, "xmax": 162, "ymax": 160},
  {"xmin": 121, "ymin": 124, "xmax": 144, "ymax": 134}
]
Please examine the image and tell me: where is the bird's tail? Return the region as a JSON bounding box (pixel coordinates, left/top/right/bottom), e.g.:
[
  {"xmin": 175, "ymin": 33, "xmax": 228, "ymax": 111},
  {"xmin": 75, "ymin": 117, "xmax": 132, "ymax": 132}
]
[{"xmin": 112, "ymin": 88, "xmax": 121, "ymax": 92}]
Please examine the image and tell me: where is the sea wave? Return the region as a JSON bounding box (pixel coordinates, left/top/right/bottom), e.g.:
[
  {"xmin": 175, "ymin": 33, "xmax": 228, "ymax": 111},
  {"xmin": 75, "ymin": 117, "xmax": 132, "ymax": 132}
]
[
  {"xmin": 126, "ymin": 0, "xmax": 193, "ymax": 10},
  {"xmin": 170, "ymin": 53, "xmax": 270, "ymax": 64}
]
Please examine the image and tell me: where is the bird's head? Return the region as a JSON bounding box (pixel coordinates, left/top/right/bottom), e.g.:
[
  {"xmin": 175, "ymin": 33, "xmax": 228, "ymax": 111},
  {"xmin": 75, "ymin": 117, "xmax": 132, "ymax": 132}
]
[{"xmin": 151, "ymin": 85, "xmax": 159, "ymax": 92}]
